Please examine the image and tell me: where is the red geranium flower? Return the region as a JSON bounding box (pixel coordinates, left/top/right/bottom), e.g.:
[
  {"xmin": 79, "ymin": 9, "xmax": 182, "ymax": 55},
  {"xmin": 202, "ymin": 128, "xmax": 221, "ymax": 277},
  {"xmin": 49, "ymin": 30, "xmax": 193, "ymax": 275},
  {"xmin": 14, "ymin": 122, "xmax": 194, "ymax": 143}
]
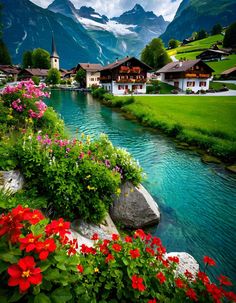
[
  {"xmin": 130, "ymin": 248, "xmax": 140, "ymax": 259},
  {"xmin": 206, "ymin": 283, "xmax": 223, "ymax": 302},
  {"xmin": 80, "ymin": 244, "xmax": 96, "ymax": 255},
  {"xmin": 156, "ymin": 272, "xmax": 166, "ymax": 284},
  {"xmin": 146, "ymin": 247, "xmax": 155, "ymax": 256},
  {"xmin": 151, "ymin": 237, "xmax": 162, "ymax": 247},
  {"xmin": 168, "ymin": 256, "xmax": 179, "ymax": 263},
  {"xmin": 134, "ymin": 229, "xmax": 146, "ymax": 240},
  {"xmin": 36, "ymin": 238, "xmax": 57, "ymax": 260},
  {"xmin": 185, "ymin": 270, "xmax": 193, "ymax": 279},
  {"xmin": 0, "ymin": 213, "xmax": 23, "ymax": 243},
  {"xmin": 8, "ymin": 256, "xmax": 42, "ymax": 293},
  {"xmin": 175, "ymin": 278, "xmax": 185, "ymax": 288},
  {"xmin": 23, "ymin": 209, "xmax": 45, "ymax": 225},
  {"xmin": 11, "ymin": 205, "xmax": 30, "ymax": 220},
  {"xmin": 45, "ymin": 218, "xmax": 70, "ymax": 238},
  {"xmin": 197, "ymin": 271, "xmax": 210, "ymax": 285},
  {"xmin": 218, "ymin": 275, "xmax": 232, "ymax": 286},
  {"xmin": 67, "ymin": 239, "xmax": 78, "ymax": 256},
  {"xmin": 203, "ymin": 256, "xmax": 216, "ymax": 266},
  {"xmin": 105, "ymin": 254, "xmax": 114, "ymax": 263},
  {"xmin": 112, "ymin": 243, "xmax": 122, "ymax": 252},
  {"xmin": 125, "ymin": 236, "xmax": 132, "ymax": 243},
  {"xmin": 19, "ymin": 233, "xmax": 41, "ymax": 252},
  {"xmin": 132, "ymin": 275, "xmax": 146, "ymax": 292},
  {"xmin": 148, "ymin": 300, "xmax": 156, "ymax": 303},
  {"xmin": 77, "ymin": 264, "xmax": 84, "ymax": 273},
  {"xmin": 99, "ymin": 243, "xmax": 109, "ymax": 255},
  {"xmin": 91, "ymin": 233, "xmax": 99, "ymax": 240},
  {"xmin": 112, "ymin": 234, "xmax": 119, "ymax": 241},
  {"xmin": 186, "ymin": 288, "xmax": 198, "ymax": 301}
]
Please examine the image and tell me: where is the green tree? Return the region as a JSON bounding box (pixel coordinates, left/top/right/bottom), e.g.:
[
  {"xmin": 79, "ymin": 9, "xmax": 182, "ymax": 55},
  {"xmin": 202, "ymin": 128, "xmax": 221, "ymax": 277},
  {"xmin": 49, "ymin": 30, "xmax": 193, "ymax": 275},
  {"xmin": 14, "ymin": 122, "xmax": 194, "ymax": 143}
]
[
  {"xmin": 211, "ymin": 23, "xmax": 222, "ymax": 35},
  {"xmin": 75, "ymin": 68, "xmax": 86, "ymax": 87},
  {"xmin": 22, "ymin": 50, "xmax": 33, "ymax": 68},
  {"xmin": 196, "ymin": 29, "xmax": 208, "ymax": 40},
  {"xmin": 168, "ymin": 39, "xmax": 179, "ymax": 49},
  {"xmin": 46, "ymin": 68, "xmax": 61, "ymax": 85},
  {"xmin": 223, "ymin": 22, "xmax": 236, "ymax": 48},
  {"xmin": 32, "ymin": 48, "xmax": 50, "ymax": 69},
  {"xmin": 0, "ymin": 39, "xmax": 11, "ymax": 65},
  {"xmin": 32, "ymin": 76, "xmax": 40, "ymax": 85},
  {"xmin": 141, "ymin": 38, "xmax": 170, "ymax": 70}
]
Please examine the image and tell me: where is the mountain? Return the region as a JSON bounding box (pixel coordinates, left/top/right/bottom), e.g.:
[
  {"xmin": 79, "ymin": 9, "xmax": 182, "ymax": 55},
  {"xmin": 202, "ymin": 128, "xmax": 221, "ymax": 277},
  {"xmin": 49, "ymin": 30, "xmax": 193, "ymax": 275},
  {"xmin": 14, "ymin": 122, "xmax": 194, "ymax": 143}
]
[
  {"xmin": 77, "ymin": 6, "xmax": 108, "ymax": 24},
  {"xmin": 47, "ymin": 0, "xmax": 79, "ymax": 22},
  {"xmin": 112, "ymin": 4, "xmax": 169, "ymax": 44},
  {"xmin": 2, "ymin": 0, "xmax": 120, "ymax": 68},
  {"xmin": 161, "ymin": 0, "xmax": 236, "ymax": 44}
]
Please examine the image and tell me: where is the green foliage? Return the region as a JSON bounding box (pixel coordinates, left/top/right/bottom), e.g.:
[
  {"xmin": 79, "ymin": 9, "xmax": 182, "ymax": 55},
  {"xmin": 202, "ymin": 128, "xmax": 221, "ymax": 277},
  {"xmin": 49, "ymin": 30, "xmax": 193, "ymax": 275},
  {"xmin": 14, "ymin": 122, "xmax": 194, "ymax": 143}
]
[
  {"xmin": 32, "ymin": 48, "xmax": 50, "ymax": 69},
  {"xmin": 75, "ymin": 68, "xmax": 86, "ymax": 87},
  {"xmin": 91, "ymin": 87, "xmax": 107, "ymax": 99},
  {"xmin": 211, "ymin": 23, "xmax": 222, "ymax": 35},
  {"xmin": 0, "ymin": 140, "xmax": 18, "ymax": 170},
  {"xmin": 16, "ymin": 132, "xmax": 142, "ymax": 223},
  {"xmin": 223, "ymin": 21, "xmax": 236, "ymax": 48},
  {"xmin": 141, "ymin": 38, "xmax": 171, "ymax": 69},
  {"xmin": 31, "ymin": 76, "xmax": 40, "ymax": 86},
  {"xmin": 0, "ymin": 38, "xmax": 11, "ymax": 65},
  {"xmin": 209, "ymin": 81, "xmax": 236, "ymax": 91},
  {"xmin": 196, "ymin": 29, "xmax": 208, "ymax": 40},
  {"xmin": 22, "ymin": 50, "xmax": 33, "ymax": 68},
  {"xmin": 46, "ymin": 68, "xmax": 61, "ymax": 85},
  {"xmin": 168, "ymin": 39, "xmax": 179, "ymax": 49}
]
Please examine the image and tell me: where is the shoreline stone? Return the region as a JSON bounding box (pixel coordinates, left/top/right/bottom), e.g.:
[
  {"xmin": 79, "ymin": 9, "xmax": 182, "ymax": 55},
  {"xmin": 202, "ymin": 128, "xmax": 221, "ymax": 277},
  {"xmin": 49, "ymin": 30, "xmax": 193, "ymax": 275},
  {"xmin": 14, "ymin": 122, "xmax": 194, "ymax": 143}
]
[
  {"xmin": 201, "ymin": 154, "xmax": 222, "ymax": 164},
  {"xmin": 226, "ymin": 165, "xmax": 236, "ymax": 174},
  {"xmin": 110, "ymin": 181, "xmax": 160, "ymax": 229},
  {"xmin": 0, "ymin": 170, "xmax": 24, "ymax": 193}
]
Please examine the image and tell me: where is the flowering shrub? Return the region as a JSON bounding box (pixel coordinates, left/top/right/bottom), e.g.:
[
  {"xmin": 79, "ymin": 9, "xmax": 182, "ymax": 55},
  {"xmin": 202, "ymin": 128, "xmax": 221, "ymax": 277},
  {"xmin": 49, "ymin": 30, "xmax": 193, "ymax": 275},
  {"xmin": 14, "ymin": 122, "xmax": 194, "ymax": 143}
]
[
  {"xmin": 16, "ymin": 132, "xmax": 142, "ymax": 222},
  {"xmin": 0, "ymin": 205, "xmax": 235, "ymax": 303}
]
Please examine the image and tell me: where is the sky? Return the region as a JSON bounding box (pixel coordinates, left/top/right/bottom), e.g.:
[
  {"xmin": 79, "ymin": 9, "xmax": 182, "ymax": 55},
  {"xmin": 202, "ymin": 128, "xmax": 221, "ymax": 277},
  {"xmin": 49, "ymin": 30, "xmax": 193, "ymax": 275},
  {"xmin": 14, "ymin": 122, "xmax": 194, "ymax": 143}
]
[{"xmin": 29, "ymin": 0, "xmax": 182, "ymax": 21}]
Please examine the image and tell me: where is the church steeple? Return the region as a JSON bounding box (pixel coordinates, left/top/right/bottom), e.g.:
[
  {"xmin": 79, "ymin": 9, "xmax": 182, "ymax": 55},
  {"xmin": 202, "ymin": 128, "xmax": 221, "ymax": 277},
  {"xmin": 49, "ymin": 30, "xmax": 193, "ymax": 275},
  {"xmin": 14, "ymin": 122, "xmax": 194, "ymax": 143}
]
[{"xmin": 50, "ymin": 33, "xmax": 59, "ymax": 70}]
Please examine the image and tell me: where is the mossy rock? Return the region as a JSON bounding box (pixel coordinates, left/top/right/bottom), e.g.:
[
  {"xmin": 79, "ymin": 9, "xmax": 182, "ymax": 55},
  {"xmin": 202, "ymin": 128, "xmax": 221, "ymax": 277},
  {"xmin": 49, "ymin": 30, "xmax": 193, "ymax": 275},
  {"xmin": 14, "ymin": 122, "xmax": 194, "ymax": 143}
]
[
  {"xmin": 201, "ymin": 154, "xmax": 222, "ymax": 164},
  {"xmin": 226, "ymin": 165, "xmax": 236, "ymax": 174},
  {"xmin": 176, "ymin": 142, "xmax": 190, "ymax": 150}
]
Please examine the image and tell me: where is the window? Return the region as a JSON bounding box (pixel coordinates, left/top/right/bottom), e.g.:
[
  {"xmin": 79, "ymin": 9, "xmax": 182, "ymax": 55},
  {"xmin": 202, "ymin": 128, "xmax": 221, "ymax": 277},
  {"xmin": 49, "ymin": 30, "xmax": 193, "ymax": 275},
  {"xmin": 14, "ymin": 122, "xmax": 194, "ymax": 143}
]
[
  {"xmin": 125, "ymin": 85, "xmax": 128, "ymax": 89},
  {"xmin": 174, "ymin": 81, "xmax": 179, "ymax": 87},
  {"xmin": 90, "ymin": 78, "xmax": 94, "ymax": 81},
  {"xmin": 187, "ymin": 81, "xmax": 195, "ymax": 87},
  {"xmin": 118, "ymin": 85, "xmax": 125, "ymax": 90},
  {"xmin": 200, "ymin": 81, "xmax": 206, "ymax": 87},
  {"xmin": 139, "ymin": 85, "xmax": 143, "ymax": 89},
  {"xmin": 55, "ymin": 59, "xmax": 57, "ymax": 62}
]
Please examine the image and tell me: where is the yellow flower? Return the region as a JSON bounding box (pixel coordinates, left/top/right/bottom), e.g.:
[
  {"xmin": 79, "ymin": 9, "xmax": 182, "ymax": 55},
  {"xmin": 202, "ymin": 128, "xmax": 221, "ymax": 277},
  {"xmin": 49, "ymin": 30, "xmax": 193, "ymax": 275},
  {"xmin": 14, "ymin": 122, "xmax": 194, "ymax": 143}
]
[
  {"xmin": 7, "ymin": 114, "xmax": 13, "ymax": 120},
  {"xmin": 94, "ymin": 267, "xmax": 99, "ymax": 273},
  {"xmin": 116, "ymin": 188, "xmax": 121, "ymax": 195},
  {"xmin": 87, "ymin": 185, "xmax": 96, "ymax": 191}
]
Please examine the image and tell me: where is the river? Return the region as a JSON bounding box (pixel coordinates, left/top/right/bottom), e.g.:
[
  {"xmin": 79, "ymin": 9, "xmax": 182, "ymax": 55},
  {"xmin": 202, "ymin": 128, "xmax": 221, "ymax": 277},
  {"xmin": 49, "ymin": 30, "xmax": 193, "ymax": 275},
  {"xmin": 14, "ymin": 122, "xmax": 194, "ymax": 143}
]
[{"xmin": 47, "ymin": 90, "xmax": 236, "ymax": 284}]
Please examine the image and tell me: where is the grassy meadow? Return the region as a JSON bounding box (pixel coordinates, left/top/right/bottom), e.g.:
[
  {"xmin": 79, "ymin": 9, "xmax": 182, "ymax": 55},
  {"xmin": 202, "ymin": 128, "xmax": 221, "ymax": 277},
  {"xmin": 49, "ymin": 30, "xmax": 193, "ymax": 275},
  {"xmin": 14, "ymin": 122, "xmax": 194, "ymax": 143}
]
[{"xmin": 118, "ymin": 96, "xmax": 236, "ymax": 161}]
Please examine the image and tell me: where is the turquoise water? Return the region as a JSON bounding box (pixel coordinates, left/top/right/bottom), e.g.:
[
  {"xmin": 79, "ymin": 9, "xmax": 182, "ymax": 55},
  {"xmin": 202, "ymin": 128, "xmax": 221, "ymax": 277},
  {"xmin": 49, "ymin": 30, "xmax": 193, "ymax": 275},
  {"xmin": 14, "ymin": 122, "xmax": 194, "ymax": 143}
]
[{"xmin": 48, "ymin": 90, "xmax": 236, "ymax": 284}]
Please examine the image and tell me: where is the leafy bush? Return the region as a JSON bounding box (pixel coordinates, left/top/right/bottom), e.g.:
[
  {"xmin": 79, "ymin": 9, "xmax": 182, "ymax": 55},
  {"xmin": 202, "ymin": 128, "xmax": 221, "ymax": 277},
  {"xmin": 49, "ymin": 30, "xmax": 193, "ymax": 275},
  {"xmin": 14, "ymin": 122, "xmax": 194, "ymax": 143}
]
[
  {"xmin": 31, "ymin": 76, "xmax": 40, "ymax": 86},
  {"xmin": 0, "ymin": 205, "xmax": 235, "ymax": 303},
  {"xmin": 91, "ymin": 87, "xmax": 107, "ymax": 99},
  {"xmin": 16, "ymin": 133, "xmax": 142, "ymax": 223}
]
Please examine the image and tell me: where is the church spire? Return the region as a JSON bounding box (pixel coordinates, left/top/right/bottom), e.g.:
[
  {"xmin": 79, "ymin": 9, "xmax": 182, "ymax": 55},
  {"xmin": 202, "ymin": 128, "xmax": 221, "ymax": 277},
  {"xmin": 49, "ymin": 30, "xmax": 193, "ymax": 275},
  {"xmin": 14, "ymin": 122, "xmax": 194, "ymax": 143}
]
[{"xmin": 50, "ymin": 33, "xmax": 60, "ymax": 69}]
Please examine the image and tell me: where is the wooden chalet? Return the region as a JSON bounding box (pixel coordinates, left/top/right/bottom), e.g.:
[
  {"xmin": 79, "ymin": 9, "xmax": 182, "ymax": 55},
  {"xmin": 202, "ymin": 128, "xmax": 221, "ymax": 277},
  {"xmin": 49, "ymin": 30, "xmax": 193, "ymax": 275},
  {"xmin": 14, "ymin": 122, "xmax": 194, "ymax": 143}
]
[
  {"xmin": 221, "ymin": 66, "xmax": 236, "ymax": 79},
  {"xmin": 18, "ymin": 68, "xmax": 49, "ymax": 80},
  {"xmin": 0, "ymin": 65, "xmax": 20, "ymax": 82},
  {"xmin": 100, "ymin": 57, "xmax": 151, "ymax": 95},
  {"xmin": 75, "ymin": 63, "xmax": 103, "ymax": 88},
  {"xmin": 157, "ymin": 59, "xmax": 214, "ymax": 92},
  {"xmin": 196, "ymin": 49, "xmax": 229, "ymax": 61}
]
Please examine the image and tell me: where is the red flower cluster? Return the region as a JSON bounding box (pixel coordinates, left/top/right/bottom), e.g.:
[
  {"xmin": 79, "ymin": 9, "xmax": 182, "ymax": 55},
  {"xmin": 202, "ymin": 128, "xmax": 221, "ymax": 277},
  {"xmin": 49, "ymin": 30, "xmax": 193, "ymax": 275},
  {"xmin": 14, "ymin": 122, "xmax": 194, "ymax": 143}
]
[
  {"xmin": 203, "ymin": 256, "xmax": 216, "ymax": 266},
  {"xmin": 8, "ymin": 256, "xmax": 42, "ymax": 293},
  {"xmin": 80, "ymin": 244, "xmax": 96, "ymax": 255},
  {"xmin": 186, "ymin": 288, "xmax": 198, "ymax": 301},
  {"xmin": 105, "ymin": 254, "xmax": 114, "ymax": 263},
  {"xmin": 112, "ymin": 243, "xmax": 122, "ymax": 252},
  {"xmin": 156, "ymin": 272, "xmax": 166, "ymax": 284},
  {"xmin": 130, "ymin": 248, "xmax": 140, "ymax": 259},
  {"xmin": 45, "ymin": 218, "xmax": 70, "ymax": 239},
  {"xmin": 132, "ymin": 275, "xmax": 146, "ymax": 292}
]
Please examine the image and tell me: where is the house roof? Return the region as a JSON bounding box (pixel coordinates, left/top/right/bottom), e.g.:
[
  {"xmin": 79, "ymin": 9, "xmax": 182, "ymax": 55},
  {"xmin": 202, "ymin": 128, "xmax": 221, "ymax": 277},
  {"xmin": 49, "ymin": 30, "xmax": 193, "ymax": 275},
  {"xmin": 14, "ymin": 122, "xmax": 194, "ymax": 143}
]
[
  {"xmin": 197, "ymin": 49, "xmax": 229, "ymax": 56},
  {"xmin": 101, "ymin": 56, "xmax": 152, "ymax": 71},
  {"xmin": 221, "ymin": 66, "xmax": 236, "ymax": 75},
  {"xmin": 157, "ymin": 59, "xmax": 214, "ymax": 73},
  {"xmin": 77, "ymin": 63, "xmax": 103, "ymax": 72},
  {"xmin": 20, "ymin": 69, "xmax": 49, "ymax": 76},
  {"xmin": 0, "ymin": 65, "xmax": 20, "ymax": 74}
]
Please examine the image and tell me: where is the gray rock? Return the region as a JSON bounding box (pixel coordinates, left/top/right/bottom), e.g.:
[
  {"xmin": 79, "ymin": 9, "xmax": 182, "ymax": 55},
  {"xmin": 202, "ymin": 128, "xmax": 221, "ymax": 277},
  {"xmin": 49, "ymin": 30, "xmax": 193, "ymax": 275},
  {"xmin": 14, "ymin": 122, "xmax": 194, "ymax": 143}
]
[
  {"xmin": 71, "ymin": 213, "xmax": 119, "ymax": 241},
  {"xmin": 110, "ymin": 182, "xmax": 160, "ymax": 228},
  {"xmin": 165, "ymin": 252, "xmax": 199, "ymax": 278},
  {"xmin": 0, "ymin": 170, "xmax": 24, "ymax": 193}
]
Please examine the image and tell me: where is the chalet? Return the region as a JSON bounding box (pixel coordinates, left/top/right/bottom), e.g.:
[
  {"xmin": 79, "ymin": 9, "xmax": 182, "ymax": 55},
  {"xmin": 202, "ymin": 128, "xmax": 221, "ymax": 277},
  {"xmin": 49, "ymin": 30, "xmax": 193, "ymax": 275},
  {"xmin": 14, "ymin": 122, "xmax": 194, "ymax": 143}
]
[
  {"xmin": 196, "ymin": 49, "xmax": 229, "ymax": 61},
  {"xmin": 75, "ymin": 63, "xmax": 102, "ymax": 88},
  {"xmin": 18, "ymin": 69, "xmax": 49, "ymax": 80},
  {"xmin": 221, "ymin": 66, "xmax": 236, "ymax": 79},
  {"xmin": 100, "ymin": 57, "xmax": 151, "ymax": 95},
  {"xmin": 0, "ymin": 65, "xmax": 20, "ymax": 82},
  {"xmin": 157, "ymin": 59, "xmax": 214, "ymax": 93}
]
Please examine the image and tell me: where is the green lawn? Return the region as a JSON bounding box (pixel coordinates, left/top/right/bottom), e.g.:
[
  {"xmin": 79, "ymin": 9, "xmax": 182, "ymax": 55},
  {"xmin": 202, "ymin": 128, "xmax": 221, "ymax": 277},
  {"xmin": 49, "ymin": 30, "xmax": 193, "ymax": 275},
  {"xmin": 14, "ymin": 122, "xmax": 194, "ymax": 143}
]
[
  {"xmin": 175, "ymin": 51, "xmax": 202, "ymax": 60},
  {"xmin": 210, "ymin": 81, "xmax": 236, "ymax": 90},
  {"xmin": 121, "ymin": 96, "xmax": 236, "ymax": 161},
  {"xmin": 207, "ymin": 54, "xmax": 236, "ymax": 75}
]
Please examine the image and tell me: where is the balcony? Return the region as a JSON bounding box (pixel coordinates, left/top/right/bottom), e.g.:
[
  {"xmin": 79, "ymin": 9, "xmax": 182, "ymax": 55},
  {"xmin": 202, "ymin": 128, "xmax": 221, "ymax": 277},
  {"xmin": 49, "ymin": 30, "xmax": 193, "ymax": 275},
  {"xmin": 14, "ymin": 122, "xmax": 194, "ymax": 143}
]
[
  {"xmin": 185, "ymin": 73, "xmax": 211, "ymax": 78},
  {"xmin": 119, "ymin": 66, "xmax": 141, "ymax": 74},
  {"xmin": 116, "ymin": 78, "xmax": 147, "ymax": 83}
]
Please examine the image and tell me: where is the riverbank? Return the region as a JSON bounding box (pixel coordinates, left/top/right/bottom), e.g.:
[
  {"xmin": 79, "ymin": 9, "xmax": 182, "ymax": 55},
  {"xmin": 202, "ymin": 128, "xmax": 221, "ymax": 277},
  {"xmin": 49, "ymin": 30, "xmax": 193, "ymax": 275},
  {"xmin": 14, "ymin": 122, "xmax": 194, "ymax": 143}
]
[{"xmin": 96, "ymin": 91, "xmax": 236, "ymax": 164}]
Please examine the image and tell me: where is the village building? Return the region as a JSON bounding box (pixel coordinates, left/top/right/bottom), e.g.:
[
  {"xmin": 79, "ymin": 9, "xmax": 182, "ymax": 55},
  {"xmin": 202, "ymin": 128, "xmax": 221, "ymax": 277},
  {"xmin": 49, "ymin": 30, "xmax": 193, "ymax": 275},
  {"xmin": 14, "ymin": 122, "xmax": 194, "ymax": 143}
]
[
  {"xmin": 221, "ymin": 66, "xmax": 236, "ymax": 79},
  {"xmin": 18, "ymin": 68, "xmax": 49, "ymax": 80},
  {"xmin": 50, "ymin": 34, "xmax": 60, "ymax": 70},
  {"xmin": 100, "ymin": 57, "xmax": 151, "ymax": 95},
  {"xmin": 0, "ymin": 65, "xmax": 20, "ymax": 82},
  {"xmin": 75, "ymin": 63, "xmax": 102, "ymax": 88},
  {"xmin": 196, "ymin": 49, "xmax": 229, "ymax": 61},
  {"xmin": 156, "ymin": 59, "xmax": 214, "ymax": 93}
]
